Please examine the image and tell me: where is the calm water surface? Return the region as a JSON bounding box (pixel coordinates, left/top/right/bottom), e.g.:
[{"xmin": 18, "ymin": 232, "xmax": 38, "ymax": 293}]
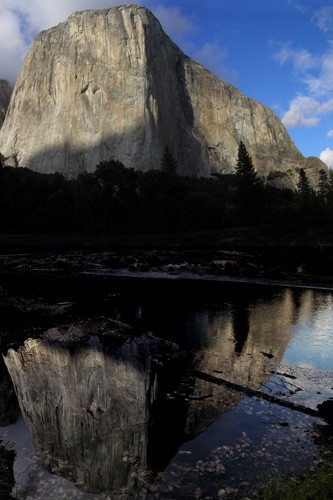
[{"xmin": 1, "ymin": 283, "xmax": 333, "ymax": 498}]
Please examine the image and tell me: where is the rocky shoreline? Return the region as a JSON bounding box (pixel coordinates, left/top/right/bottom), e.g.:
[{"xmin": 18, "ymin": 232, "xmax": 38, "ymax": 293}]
[
  {"xmin": 82, "ymin": 267, "xmax": 333, "ymax": 291},
  {"xmin": 1, "ymin": 248, "xmax": 333, "ymax": 290}
]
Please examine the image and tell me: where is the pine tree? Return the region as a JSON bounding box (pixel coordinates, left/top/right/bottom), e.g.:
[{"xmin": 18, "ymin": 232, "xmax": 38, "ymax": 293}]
[
  {"xmin": 297, "ymin": 168, "xmax": 311, "ymax": 198},
  {"xmin": 235, "ymin": 141, "xmax": 264, "ymax": 223},
  {"xmin": 0, "ymin": 152, "xmax": 5, "ymax": 169},
  {"xmin": 297, "ymin": 168, "xmax": 315, "ymax": 216},
  {"xmin": 318, "ymin": 169, "xmax": 329, "ymax": 204},
  {"xmin": 161, "ymin": 145, "xmax": 177, "ymax": 175},
  {"xmin": 235, "ymin": 141, "xmax": 258, "ymax": 187},
  {"xmin": 326, "ymin": 170, "xmax": 333, "ymax": 209}
]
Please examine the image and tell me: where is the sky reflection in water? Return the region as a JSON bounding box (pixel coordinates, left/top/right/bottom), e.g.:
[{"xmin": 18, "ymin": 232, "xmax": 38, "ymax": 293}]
[{"xmin": 281, "ymin": 290, "xmax": 333, "ymax": 370}]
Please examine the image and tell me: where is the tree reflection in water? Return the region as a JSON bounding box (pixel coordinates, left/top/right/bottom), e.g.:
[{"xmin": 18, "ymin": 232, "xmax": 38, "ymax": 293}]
[{"xmin": 232, "ymin": 299, "xmax": 250, "ymax": 354}]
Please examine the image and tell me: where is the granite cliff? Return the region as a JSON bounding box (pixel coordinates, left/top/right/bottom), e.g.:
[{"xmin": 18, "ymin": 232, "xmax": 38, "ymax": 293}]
[
  {"xmin": 0, "ymin": 6, "xmax": 326, "ymax": 185},
  {"xmin": 0, "ymin": 80, "xmax": 11, "ymax": 129}
]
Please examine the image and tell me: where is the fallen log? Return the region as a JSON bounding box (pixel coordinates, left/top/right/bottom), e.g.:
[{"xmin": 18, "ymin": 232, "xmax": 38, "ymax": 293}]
[{"xmin": 193, "ymin": 369, "xmax": 331, "ymax": 422}]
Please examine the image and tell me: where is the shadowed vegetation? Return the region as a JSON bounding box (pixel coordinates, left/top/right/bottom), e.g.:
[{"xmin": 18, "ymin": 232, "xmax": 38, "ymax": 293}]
[
  {"xmin": 0, "ymin": 144, "xmax": 333, "ymax": 242},
  {"xmin": 0, "ymin": 443, "xmax": 15, "ymax": 499},
  {"xmin": 260, "ymin": 464, "xmax": 333, "ymax": 500}
]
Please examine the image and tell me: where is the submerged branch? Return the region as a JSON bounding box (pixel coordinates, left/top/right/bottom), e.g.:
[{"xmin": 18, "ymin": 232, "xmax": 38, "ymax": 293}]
[{"xmin": 193, "ymin": 369, "xmax": 326, "ymax": 421}]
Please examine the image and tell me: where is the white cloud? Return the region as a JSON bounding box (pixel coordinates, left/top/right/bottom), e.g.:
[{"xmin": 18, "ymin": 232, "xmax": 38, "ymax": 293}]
[
  {"xmin": 287, "ymin": 0, "xmax": 311, "ymax": 15},
  {"xmin": 152, "ymin": 6, "xmax": 236, "ymax": 83},
  {"xmin": 153, "ymin": 5, "xmax": 195, "ymax": 41},
  {"xmin": 306, "ymin": 46, "xmax": 333, "ymax": 96},
  {"xmin": 191, "ymin": 42, "xmax": 237, "ymax": 82},
  {"xmin": 327, "ymin": 130, "xmax": 333, "ymax": 138},
  {"xmin": 275, "ymin": 39, "xmax": 333, "ymax": 132},
  {"xmin": 319, "ymin": 99, "xmax": 333, "ymax": 113},
  {"xmin": 273, "ymin": 44, "xmax": 293, "ymax": 65},
  {"xmin": 282, "ymin": 96, "xmax": 320, "ymax": 128},
  {"xmin": 320, "ymin": 148, "xmax": 333, "ymax": 168},
  {"xmin": 1, "ymin": 0, "xmax": 132, "ymax": 34},
  {"xmin": 294, "ymin": 49, "xmax": 319, "ymax": 71},
  {"xmin": 0, "ymin": 6, "xmax": 27, "ymax": 84},
  {"xmin": 273, "ymin": 43, "xmax": 319, "ymax": 71},
  {"xmin": 282, "ymin": 94, "xmax": 333, "ymax": 128},
  {"xmin": 152, "ymin": 4, "xmax": 236, "ymax": 82},
  {"xmin": 313, "ymin": 6, "xmax": 333, "ymax": 33}
]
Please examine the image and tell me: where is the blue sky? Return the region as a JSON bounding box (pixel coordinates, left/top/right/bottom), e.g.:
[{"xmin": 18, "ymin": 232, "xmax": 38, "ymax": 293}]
[{"xmin": 1, "ymin": 0, "xmax": 333, "ymax": 166}]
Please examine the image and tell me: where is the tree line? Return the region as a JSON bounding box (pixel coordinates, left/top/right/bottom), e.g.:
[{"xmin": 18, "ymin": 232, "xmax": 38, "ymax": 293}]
[{"xmin": 0, "ymin": 144, "xmax": 332, "ymax": 235}]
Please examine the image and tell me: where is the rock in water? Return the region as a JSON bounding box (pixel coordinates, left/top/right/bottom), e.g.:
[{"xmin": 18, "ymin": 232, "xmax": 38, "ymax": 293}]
[
  {"xmin": 0, "ymin": 79, "xmax": 11, "ymax": 128},
  {"xmin": 0, "ymin": 6, "xmax": 326, "ymax": 185}
]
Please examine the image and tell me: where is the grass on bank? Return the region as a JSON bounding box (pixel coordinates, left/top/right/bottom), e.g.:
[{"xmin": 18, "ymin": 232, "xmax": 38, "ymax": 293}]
[
  {"xmin": 260, "ymin": 463, "xmax": 333, "ymax": 500},
  {"xmin": 0, "ymin": 443, "xmax": 15, "ymax": 499}
]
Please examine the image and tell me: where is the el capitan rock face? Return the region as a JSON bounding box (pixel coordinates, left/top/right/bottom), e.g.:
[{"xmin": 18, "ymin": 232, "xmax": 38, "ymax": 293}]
[{"xmin": 0, "ymin": 6, "xmax": 326, "ymax": 184}]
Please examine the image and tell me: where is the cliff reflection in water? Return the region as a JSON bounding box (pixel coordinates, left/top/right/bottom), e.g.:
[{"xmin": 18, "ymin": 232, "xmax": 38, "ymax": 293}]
[
  {"xmin": 185, "ymin": 288, "xmax": 295, "ymax": 435},
  {"xmin": 3, "ymin": 287, "xmax": 318, "ymax": 495},
  {"xmin": 4, "ymin": 327, "xmax": 159, "ymax": 495}
]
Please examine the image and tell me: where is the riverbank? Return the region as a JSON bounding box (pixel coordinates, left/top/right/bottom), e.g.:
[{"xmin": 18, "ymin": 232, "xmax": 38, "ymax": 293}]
[
  {"xmin": 1, "ymin": 245, "xmax": 333, "ymax": 292},
  {"xmin": 82, "ymin": 268, "xmax": 333, "ymax": 292}
]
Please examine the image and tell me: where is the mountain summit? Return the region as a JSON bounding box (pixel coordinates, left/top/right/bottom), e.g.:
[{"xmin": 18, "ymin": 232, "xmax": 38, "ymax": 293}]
[{"xmin": 0, "ymin": 5, "xmax": 326, "ymax": 185}]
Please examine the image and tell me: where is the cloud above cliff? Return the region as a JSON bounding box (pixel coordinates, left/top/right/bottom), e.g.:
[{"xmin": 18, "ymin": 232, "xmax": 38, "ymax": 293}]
[
  {"xmin": 320, "ymin": 148, "xmax": 333, "ymax": 168},
  {"xmin": 274, "ymin": 40, "xmax": 333, "ymax": 129},
  {"xmin": 191, "ymin": 42, "xmax": 238, "ymax": 82},
  {"xmin": 273, "ymin": 43, "xmax": 319, "ymax": 71},
  {"xmin": 282, "ymin": 96, "xmax": 320, "ymax": 128},
  {"xmin": 0, "ymin": 7, "xmax": 25, "ymax": 84},
  {"xmin": 154, "ymin": 5, "xmax": 195, "ymax": 40},
  {"xmin": 1, "ymin": 0, "xmax": 129, "ymax": 35},
  {"xmin": 282, "ymin": 95, "xmax": 333, "ymax": 128},
  {"xmin": 267, "ymin": 2, "xmax": 333, "ymax": 160}
]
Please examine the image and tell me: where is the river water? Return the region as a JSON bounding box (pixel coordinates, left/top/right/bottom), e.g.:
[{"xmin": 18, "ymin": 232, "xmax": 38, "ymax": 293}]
[{"xmin": 1, "ymin": 281, "xmax": 333, "ymax": 498}]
